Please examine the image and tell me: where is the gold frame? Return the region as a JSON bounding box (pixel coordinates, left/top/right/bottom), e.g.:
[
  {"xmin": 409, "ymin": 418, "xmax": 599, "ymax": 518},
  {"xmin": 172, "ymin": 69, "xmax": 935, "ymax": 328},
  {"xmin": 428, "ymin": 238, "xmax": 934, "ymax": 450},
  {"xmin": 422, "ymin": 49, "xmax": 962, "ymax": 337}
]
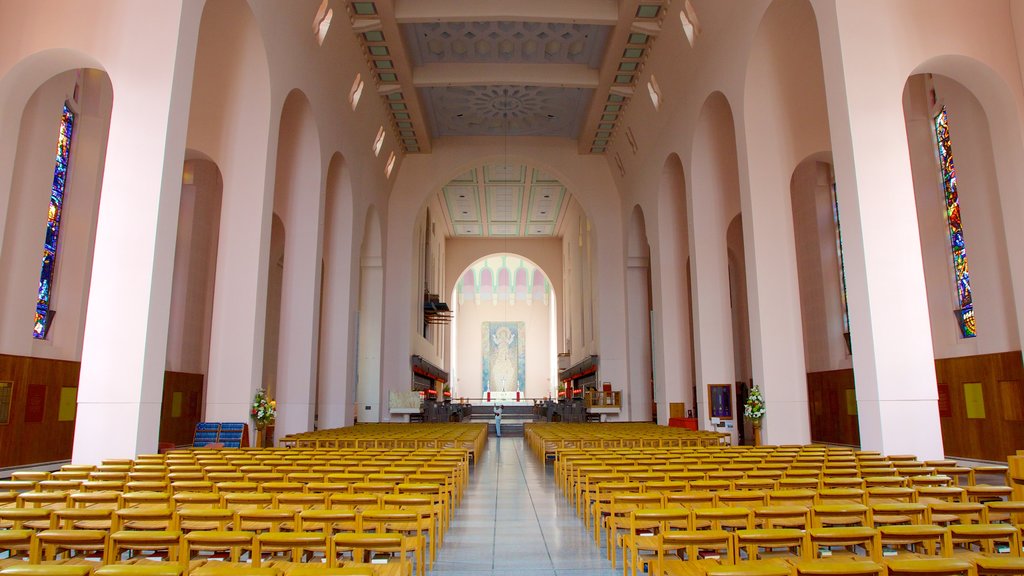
[{"xmin": 707, "ymin": 383, "xmax": 733, "ymax": 420}]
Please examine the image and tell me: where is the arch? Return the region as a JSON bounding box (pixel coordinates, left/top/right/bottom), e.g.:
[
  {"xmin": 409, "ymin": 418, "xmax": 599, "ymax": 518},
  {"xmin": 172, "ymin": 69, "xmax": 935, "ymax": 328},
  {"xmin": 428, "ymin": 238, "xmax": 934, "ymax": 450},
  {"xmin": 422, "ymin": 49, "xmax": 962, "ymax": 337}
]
[
  {"xmin": 449, "ymin": 252, "xmax": 557, "ymax": 399},
  {"xmin": 0, "ymin": 49, "xmax": 107, "ymax": 277},
  {"xmin": 625, "ymin": 205, "xmax": 654, "ymax": 422},
  {"xmin": 270, "ymin": 88, "xmax": 323, "ymax": 438},
  {"xmin": 318, "ymin": 151, "xmax": 357, "ymax": 428},
  {"xmin": 193, "ymin": 0, "xmax": 275, "ymax": 423}
]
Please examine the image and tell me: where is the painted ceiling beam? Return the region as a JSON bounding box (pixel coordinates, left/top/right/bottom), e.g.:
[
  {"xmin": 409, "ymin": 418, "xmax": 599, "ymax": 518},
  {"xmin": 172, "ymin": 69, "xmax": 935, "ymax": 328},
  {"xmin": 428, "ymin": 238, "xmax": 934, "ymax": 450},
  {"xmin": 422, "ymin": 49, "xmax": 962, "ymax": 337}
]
[
  {"xmin": 413, "ymin": 63, "xmax": 599, "ymax": 89},
  {"xmin": 393, "ymin": 0, "xmax": 619, "ymax": 25}
]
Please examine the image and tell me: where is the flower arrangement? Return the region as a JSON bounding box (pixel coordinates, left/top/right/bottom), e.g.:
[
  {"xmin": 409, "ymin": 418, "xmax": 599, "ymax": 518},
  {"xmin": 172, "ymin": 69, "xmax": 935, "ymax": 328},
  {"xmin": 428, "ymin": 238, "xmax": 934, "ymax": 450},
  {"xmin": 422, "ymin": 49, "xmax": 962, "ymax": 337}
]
[
  {"xmin": 251, "ymin": 388, "xmax": 276, "ymax": 428},
  {"xmin": 744, "ymin": 385, "xmax": 766, "ymax": 422}
]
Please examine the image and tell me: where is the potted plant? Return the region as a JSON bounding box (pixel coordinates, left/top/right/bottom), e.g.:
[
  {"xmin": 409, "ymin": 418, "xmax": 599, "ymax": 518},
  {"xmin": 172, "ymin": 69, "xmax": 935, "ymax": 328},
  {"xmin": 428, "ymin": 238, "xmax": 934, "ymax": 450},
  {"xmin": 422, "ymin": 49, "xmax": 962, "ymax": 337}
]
[{"xmin": 744, "ymin": 385, "xmax": 766, "ymax": 445}]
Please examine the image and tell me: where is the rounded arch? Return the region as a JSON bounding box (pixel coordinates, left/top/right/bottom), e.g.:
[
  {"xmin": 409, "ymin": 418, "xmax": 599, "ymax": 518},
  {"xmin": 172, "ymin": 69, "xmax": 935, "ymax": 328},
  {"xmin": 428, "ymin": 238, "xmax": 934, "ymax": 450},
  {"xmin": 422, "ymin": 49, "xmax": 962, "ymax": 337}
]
[
  {"xmin": 744, "ymin": 0, "xmax": 831, "ymax": 171},
  {"xmin": 627, "ymin": 204, "xmax": 651, "ymax": 259},
  {"xmin": 449, "ymin": 251, "xmax": 558, "ymax": 400}
]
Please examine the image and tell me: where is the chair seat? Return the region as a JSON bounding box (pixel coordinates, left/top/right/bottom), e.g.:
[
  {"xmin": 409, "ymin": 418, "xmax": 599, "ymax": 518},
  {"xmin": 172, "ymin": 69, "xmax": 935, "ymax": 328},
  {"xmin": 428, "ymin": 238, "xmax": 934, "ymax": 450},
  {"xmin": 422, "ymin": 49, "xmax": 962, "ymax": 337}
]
[
  {"xmin": 93, "ymin": 564, "xmax": 185, "ymax": 576},
  {"xmin": 975, "ymin": 556, "xmax": 1024, "ymax": 573},
  {"xmin": 258, "ymin": 531, "xmax": 329, "ymax": 546},
  {"xmin": 796, "ymin": 559, "xmax": 884, "ymax": 575},
  {"xmin": 281, "ymin": 566, "xmax": 374, "ymax": 576},
  {"xmin": 185, "ymin": 531, "xmax": 256, "ymax": 545},
  {"xmin": 0, "ymin": 566, "xmax": 93, "ymax": 576},
  {"xmin": 111, "ymin": 530, "xmax": 182, "ymax": 544},
  {"xmin": 0, "ymin": 531, "xmax": 33, "ymax": 544},
  {"xmin": 36, "ymin": 530, "xmax": 107, "ymax": 544},
  {"xmin": 190, "ymin": 564, "xmax": 280, "ymax": 576},
  {"xmin": 705, "ymin": 560, "xmax": 794, "ymax": 576},
  {"xmin": 885, "ymin": 558, "xmax": 974, "ymax": 574}
]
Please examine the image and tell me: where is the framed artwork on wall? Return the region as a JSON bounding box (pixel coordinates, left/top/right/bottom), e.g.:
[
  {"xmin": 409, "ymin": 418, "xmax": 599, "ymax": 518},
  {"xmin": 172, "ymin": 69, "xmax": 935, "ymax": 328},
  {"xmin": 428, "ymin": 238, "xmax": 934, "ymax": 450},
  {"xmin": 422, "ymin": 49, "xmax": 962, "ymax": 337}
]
[{"xmin": 708, "ymin": 383, "xmax": 733, "ymax": 420}]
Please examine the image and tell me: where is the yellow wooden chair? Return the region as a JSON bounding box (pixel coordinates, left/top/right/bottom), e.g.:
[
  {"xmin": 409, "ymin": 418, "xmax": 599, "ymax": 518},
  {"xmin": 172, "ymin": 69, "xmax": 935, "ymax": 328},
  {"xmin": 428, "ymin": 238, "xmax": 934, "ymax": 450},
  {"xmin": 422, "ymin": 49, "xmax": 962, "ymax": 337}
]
[
  {"xmin": 735, "ymin": 528, "xmax": 807, "ymax": 561},
  {"xmin": 32, "ymin": 528, "xmax": 109, "ymax": 564},
  {"xmin": 358, "ymin": 509, "xmax": 425, "ymax": 576},
  {"xmin": 622, "ymin": 508, "xmax": 693, "ymax": 576},
  {"xmin": 878, "ymin": 524, "xmax": 949, "ymax": 557},
  {"xmin": 329, "ymin": 532, "xmax": 407, "ymax": 572},
  {"xmin": 182, "ymin": 530, "xmax": 256, "ymax": 572},
  {"xmin": 805, "ymin": 526, "xmax": 881, "ymax": 562},
  {"xmin": 602, "ymin": 492, "xmax": 665, "ymax": 565},
  {"xmin": 658, "ymin": 529, "xmax": 736, "ymax": 572},
  {"xmin": 947, "ymin": 523, "xmax": 1020, "ymax": 559},
  {"xmin": 0, "ymin": 530, "xmax": 35, "ymax": 569},
  {"xmin": 252, "ymin": 530, "xmax": 328, "ymax": 568}
]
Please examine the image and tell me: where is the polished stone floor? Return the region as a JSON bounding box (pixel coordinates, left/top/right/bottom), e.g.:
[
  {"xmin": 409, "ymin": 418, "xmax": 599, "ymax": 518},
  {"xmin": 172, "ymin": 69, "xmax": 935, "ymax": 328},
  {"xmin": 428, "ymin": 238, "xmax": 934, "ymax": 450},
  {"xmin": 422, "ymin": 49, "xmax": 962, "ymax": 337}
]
[{"xmin": 430, "ymin": 437, "xmax": 619, "ymax": 576}]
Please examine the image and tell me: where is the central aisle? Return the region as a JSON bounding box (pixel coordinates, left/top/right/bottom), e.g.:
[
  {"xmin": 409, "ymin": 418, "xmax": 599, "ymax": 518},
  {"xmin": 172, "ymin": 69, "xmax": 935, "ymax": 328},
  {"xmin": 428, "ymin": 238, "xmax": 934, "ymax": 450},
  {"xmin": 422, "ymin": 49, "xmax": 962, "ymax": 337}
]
[{"xmin": 431, "ymin": 437, "xmax": 619, "ymax": 576}]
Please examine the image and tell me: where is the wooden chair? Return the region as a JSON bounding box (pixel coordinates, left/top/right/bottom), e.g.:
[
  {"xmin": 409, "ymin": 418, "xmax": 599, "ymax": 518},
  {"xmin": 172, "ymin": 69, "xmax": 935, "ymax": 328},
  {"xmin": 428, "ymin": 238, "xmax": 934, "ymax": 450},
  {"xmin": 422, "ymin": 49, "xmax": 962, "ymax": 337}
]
[
  {"xmin": 358, "ymin": 509, "xmax": 425, "ymax": 576},
  {"xmin": 735, "ymin": 528, "xmax": 807, "ymax": 561},
  {"xmin": 32, "ymin": 529, "xmax": 109, "ymax": 564},
  {"xmin": 622, "ymin": 507, "xmax": 692, "ymax": 576},
  {"xmin": 805, "ymin": 526, "xmax": 881, "ymax": 561},
  {"xmin": 602, "ymin": 492, "xmax": 664, "ymax": 565},
  {"xmin": 878, "ymin": 524, "xmax": 949, "ymax": 557},
  {"xmin": 93, "ymin": 564, "xmax": 185, "ymax": 576},
  {"xmin": 658, "ymin": 529, "xmax": 736, "ymax": 570},
  {"xmin": 947, "ymin": 523, "xmax": 1021, "ymax": 558},
  {"xmin": 0, "ymin": 530, "xmax": 35, "ymax": 568},
  {"xmin": 252, "ymin": 530, "xmax": 328, "ymax": 567},
  {"xmin": 329, "ymin": 532, "xmax": 407, "ymax": 571}
]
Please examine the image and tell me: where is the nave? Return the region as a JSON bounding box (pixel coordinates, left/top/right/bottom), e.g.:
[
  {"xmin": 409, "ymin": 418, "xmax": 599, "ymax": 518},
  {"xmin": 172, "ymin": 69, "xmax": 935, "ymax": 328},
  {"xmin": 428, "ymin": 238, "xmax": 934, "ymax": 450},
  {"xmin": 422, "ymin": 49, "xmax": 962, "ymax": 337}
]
[{"xmin": 432, "ymin": 438, "xmax": 616, "ymax": 576}]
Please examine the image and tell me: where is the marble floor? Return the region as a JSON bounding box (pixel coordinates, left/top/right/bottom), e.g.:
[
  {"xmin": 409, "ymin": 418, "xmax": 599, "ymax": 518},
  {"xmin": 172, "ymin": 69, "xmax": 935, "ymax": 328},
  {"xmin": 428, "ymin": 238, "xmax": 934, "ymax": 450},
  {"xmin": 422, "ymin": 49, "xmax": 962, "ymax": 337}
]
[{"xmin": 430, "ymin": 437, "xmax": 619, "ymax": 576}]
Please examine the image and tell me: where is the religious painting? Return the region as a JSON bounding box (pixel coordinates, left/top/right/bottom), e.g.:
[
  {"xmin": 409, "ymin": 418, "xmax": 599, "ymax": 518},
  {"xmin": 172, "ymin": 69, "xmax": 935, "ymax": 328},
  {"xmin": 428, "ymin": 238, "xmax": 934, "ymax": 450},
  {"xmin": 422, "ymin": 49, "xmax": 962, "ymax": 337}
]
[
  {"xmin": 708, "ymin": 383, "xmax": 732, "ymax": 420},
  {"xmin": 482, "ymin": 321, "xmax": 525, "ymax": 394}
]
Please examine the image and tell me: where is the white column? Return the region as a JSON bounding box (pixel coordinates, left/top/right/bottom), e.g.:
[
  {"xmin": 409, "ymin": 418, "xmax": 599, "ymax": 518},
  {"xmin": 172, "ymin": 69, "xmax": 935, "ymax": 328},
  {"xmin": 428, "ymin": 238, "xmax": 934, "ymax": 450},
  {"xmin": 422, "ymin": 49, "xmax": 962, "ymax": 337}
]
[
  {"xmin": 317, "ymin": 169, "xmax": 357, "ymax": 429},
  {"xmin": 625, "ymin": 256, "xmax": 652, "ymax": 421},
  {"xmin": 357, "ymin": 257, "xmax": 384, "ymax": 422},
  {"xmin": 734, "ymin": 128, "xmax": 812, "ymax": 446},
  {"xmin": 688, "ymin": 183, "xmax": 737, "ymax": 434},
  {"xmin": 815, "ymin": 2, "xmax": 942, "ymax": 458},
  {"xmin": 272, "ymin": 100, "xmax": 324, "ymax": 438},
  {"xmin": 73, "ymin": 2, "xmax": 201, "ymax": 463}
]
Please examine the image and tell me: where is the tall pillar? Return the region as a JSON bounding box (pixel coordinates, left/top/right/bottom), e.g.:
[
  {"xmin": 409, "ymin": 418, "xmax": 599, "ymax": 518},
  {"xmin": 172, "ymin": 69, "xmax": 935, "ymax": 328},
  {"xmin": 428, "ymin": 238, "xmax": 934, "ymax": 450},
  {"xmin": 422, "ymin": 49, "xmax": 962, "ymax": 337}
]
[
  {"xmin": 317, "ymin": 164, "xmax": 357, "ymax": 429},
  {"xmin": 272, "ymin": 98, "xmax": 324, "ymax": 438},
  {"xmin": 815, "ymin": 1, "xmax": 942, "ymax": 458},
  {"xmin": 357, "ymin": 257, "xmax": 384, "ymax": 422},
  {"xmin": 735, "ymin": 129, "xmax": 812, "ymax": 446},
  {"xmin": 73, "ymin": 2, "xmax": 202, "ymax": 463},
  {"xmin": 688, "ymin": 184, "xmax": 737, "ymax": 435},
  {"xmin": 625, "ymin": 256, "xmax": 652, "ymax": 422}
]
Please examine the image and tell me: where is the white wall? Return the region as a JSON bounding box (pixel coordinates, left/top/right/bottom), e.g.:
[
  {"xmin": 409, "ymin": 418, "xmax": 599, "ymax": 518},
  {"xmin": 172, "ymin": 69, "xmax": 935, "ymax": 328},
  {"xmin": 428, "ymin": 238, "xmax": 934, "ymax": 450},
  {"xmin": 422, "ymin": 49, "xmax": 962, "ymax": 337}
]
[{"xmin": 453, "ymin": 295, "xmax": 553, "ymax": 400}]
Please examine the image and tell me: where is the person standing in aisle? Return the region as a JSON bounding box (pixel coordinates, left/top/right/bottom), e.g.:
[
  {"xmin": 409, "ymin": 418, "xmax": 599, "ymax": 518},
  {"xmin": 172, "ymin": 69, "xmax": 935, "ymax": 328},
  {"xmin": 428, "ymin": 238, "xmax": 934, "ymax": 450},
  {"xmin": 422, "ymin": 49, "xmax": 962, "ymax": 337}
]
[{"xmin": 493, "ymin": 404, "xmax": 503, "ymax": 437}]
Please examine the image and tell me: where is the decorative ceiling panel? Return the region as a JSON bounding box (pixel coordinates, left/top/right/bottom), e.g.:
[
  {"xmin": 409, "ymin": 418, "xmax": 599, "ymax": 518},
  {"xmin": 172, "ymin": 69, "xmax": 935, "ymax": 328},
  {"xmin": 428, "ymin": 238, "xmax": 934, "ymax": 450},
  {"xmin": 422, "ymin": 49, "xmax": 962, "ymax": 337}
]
[
  {"xmin": 403, "ymin": 21, "xmax": 610, "ymax": 67},
  {"xmin": 437, "ymin": 162, "xmax": 571, "ymax": 238},
  {"xmin": 422, "ymin": 85, "xmax": 590, "ymax": 137}
]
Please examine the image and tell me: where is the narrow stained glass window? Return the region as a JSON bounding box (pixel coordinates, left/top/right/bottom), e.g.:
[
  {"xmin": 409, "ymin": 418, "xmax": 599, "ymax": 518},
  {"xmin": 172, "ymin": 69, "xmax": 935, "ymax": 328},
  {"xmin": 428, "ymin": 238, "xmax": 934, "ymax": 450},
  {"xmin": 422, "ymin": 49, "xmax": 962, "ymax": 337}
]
[
  {"xmin": 33, "ymin": 102, "xmax": 75, "ymax": 339},
  {"xmin": 831, "ymin": 182, "xmax": 851, "ymax": 351},
  {"xmin": 934, "ymin": 106, "xmax": 976, "ymax": 338}
]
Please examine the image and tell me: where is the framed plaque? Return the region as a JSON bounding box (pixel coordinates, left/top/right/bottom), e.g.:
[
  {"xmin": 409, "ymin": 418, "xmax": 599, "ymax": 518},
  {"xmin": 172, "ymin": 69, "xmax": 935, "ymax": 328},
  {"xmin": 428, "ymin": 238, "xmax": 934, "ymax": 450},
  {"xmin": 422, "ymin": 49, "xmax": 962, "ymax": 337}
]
[
  {"xmin": 0, "ymin": 381, "xmax": 12, "ymax": 425},
  {"xmin": 708, "ymin": 383, "xmax": 733, "ymax": 420}
]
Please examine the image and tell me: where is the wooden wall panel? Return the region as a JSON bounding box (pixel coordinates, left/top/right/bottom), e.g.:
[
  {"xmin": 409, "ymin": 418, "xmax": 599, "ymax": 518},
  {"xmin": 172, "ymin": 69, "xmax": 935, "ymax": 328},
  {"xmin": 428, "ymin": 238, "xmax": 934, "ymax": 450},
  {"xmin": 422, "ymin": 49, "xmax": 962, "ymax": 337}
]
[
  {"xmin": 807, "ymin": 352, "xmax": 1024, "ymax": 461},
  {"xmin": 0, "ymin": 354, "xmax": 207, "ymax": 467},
  {"xmin": 806, "ymin": 369, "xmax": 860, "ymax": 446},
  {"xmin": 935, "ymin": 351, "xmax": 1024, "ymax": 461},
  {"xmin": 159, "ymin": 372, "xmax": 204, "ymax": 448},
  {"xmin": 0, "ymin": 354, "xmax": 80, "ymax": 468}
]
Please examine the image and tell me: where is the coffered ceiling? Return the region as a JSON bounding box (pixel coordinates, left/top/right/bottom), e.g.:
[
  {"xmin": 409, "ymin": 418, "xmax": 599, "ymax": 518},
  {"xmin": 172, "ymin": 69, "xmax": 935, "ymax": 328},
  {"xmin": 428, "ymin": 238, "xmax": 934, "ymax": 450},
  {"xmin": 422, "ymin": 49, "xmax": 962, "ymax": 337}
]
[
  {"xmin": 343, "ymin": 0, "xmax": 669, "ymax": 155},
  {"xmin": 438, "ymin": 162, "xmax": 568, "ymax": 238}
]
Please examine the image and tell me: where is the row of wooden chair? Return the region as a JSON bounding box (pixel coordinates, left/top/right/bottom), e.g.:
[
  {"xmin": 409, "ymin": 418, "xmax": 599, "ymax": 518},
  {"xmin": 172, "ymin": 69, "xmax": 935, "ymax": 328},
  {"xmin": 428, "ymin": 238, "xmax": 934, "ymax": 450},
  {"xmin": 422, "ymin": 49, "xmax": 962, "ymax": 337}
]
[
  {"xmin": 276, "ymin": 423, "xmax": 487, "ymax": 462},
  {"xmin": 0, "ymin": 527, "xmax": 409, "ymax": 576},
  {"xmin": 620, "ymin": 515, "xmax": 1023, "ymax": 576}
]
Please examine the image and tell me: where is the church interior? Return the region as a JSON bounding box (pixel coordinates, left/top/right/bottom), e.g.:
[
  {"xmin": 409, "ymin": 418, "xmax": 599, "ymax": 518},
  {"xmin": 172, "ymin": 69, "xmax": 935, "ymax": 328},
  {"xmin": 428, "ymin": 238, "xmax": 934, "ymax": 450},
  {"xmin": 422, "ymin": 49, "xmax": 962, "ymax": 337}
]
[{"xmin": 4, "ymin": 1, "xmax": 1024, "ymax": 575}]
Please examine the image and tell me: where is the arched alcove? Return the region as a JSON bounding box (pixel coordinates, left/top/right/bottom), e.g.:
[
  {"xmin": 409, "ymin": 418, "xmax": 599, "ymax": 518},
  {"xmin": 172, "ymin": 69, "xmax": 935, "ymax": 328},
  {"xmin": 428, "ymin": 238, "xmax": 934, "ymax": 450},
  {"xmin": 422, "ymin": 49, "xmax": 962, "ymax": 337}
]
[
  {"xmin": 356, "ymin": 206, "xmax": 384, "ymax": 422},
  {"xmin": 450, "ymin": 253, "xmax": 556, "ymax": 400}
]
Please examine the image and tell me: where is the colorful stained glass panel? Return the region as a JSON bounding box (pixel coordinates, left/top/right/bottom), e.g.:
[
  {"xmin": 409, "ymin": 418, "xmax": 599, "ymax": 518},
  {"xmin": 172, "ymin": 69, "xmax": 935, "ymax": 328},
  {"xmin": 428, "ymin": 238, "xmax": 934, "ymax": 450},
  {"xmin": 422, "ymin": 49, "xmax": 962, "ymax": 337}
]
[
  {"xmin": 934, "ymin": 106, "xmax": 975, "ymax": 338},
  {"xmin": 33, "ymin": 103, "xmax": 74, "ymax": 339}
]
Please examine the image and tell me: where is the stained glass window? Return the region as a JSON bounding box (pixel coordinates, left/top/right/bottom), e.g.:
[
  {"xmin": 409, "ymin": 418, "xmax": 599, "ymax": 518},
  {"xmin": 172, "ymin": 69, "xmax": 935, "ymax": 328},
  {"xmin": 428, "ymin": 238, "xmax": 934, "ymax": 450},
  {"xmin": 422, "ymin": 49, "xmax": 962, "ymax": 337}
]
[
  {"xmin": 934, "ymin": 106, "xmax": 976, "ymax": 338},
  {"xmin": 831, "ymin": 182, "xmax": 851, "ymax": 350},
  {"xmin": 33, "ymin": 102, "xmax": 75, "ymax": 339}
]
